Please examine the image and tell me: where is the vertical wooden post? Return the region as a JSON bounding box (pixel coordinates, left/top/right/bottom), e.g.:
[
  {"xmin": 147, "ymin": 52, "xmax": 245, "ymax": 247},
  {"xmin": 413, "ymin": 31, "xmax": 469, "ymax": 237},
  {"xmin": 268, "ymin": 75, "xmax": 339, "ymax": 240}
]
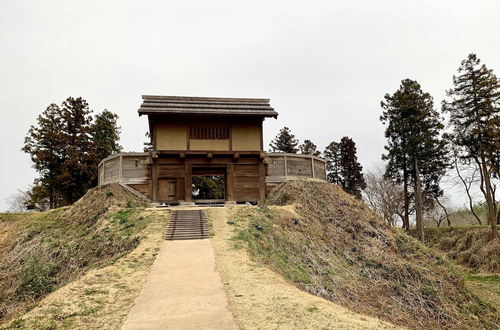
[
  {"xmin": 226, "ymin": 163, "xmax": 234, "ymax": 201},
  {"xmin": 259, "ymin": 161, "xmax": 266, "ymax": 202},
  {"xmin": 119, "ymin": 155, "xmax": 123, "ymax": 183},
  {"xmin": 151, "ymin": 160, "xmax": 158, "ymax": 202},
  {"xmin": 101, "ymin": 163, "xmax": 105, "ymax": 185},
  {"xmin": 311, "ymin": 157, "xmax": 315, "ymax": 179},
  {"xmin": 184, "ymin": 161, "xmax": 192, "ymax": 202},
  {"xmin": 284, "ymin": 155, "xmax": 288, "ymax": 179}
]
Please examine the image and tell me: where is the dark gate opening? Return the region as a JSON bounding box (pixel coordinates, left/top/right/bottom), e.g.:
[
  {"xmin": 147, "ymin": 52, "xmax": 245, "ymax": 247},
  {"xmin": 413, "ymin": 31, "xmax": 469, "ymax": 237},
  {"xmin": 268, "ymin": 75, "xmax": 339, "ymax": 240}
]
[{"xmin": 191, "ymin": 165, "xmax": 226, "ymax": 203}]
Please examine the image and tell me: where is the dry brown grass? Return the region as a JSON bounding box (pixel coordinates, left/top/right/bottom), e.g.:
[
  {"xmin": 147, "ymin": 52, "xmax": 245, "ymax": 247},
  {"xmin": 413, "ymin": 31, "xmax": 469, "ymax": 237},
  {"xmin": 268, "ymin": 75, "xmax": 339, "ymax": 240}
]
[
  {"xmin": 0, "ymin": 184, "xmax": 150, "ymax": 326},
  {"xmin": 233, "ymin": 179, "xmax": 498, "ymax": 329},
  {"xmin": 424, "ymin": 226, "xmax": 499, "ymax": 273},
  {"xmin": 1, "ymin": 209, "xmax": 168, "ymax": 330},
  {"xmin": 209, "ymin": 207, "xmax": 399, "ymax": 329}
]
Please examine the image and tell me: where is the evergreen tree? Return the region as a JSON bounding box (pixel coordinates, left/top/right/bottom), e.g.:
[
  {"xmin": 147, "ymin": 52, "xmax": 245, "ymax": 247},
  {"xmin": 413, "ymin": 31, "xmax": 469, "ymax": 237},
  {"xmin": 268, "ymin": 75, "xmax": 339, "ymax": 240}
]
[
  {"xmin": 381, "ymin": 79, "xmax": 448, "ymax": 240},
  {"xmin": 339, "ymin": 137, "xmax": 366, "ymax": 199},
  {"xmin": 92, "ymin": 110, "xmax": 122, "ymax": 162},
  {"xmin": 58, "ymin": 97, "xmax": 96, "ymax": 204},
  {"xmin": 269, "ymin": 127, "xmax": 299, "ymax": 153},
  {"xmin": 299, "ymin": 139, "xmax": 321, "ymax": 156},
  {"xmin": 143, "ymin": 132, "xmax": 153, "ymax": 152},
  {"xmin": 442, "ymin": 54, "xmax": 500, "ymax": 238},
  {"xmin": 323, "ymin": 142, "xmax": 342, "ymax": 184},
  {"xmin": 23, "ymin": 97, "xmax": 122, "ymax": 207},
  {"xmin": 22, "ymin": 104, "xmax": 66, "ymax": 208}
]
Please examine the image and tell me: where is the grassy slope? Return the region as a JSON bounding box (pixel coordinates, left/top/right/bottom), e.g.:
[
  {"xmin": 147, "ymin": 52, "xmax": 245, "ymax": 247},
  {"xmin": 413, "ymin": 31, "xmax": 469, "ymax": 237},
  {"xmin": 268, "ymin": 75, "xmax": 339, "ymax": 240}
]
[
  {"xmin": 233, "ymin": 179, "xmax": 498, "ymax": 330},
  {"xmin": 421, "ymin": 226, "xmax": 500, "ymax": 311},
  {"xmin": 0, "ymin": 184, "xmax": 151, "ymax": 326},
  {"xmin": 423, "ymin": 226, "xmax": 499, "ymax": 273},
  {"xmin": 2, "ymin": 209, "xmax": 168, "ymax": 330},
  {"xmin": 209, "ymin": 207, "xmax": 398, "ymax": 329}
]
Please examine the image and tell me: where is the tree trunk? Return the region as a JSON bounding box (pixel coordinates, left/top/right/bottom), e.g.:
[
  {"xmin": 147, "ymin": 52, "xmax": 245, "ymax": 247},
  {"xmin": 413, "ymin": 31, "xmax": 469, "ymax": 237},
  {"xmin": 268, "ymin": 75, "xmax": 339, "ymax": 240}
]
[
  {"xmin": 435, "ymin": 196, "xmax": 451, "ymax": 227},
  {"xmin": 479, "ymin": 150, "xmax": 498, "ymax": 239},
  {"xmin": 402, "ymin": 170, "xmax": 410, "ymax": 231},
  {"xmin": 454, "ymin": 157, "xmax": 482, "ymax": 224},
  {"xmin": 414, "ymin": 158, "xmax": 424, "ymax": 242}
]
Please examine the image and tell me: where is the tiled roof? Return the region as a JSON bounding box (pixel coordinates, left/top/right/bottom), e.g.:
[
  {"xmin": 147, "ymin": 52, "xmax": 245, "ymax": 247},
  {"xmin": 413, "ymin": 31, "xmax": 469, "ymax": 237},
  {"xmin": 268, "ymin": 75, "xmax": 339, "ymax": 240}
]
[{"xmin": 138, "ymin": 95, "xmax": 278, "ymax": 117}]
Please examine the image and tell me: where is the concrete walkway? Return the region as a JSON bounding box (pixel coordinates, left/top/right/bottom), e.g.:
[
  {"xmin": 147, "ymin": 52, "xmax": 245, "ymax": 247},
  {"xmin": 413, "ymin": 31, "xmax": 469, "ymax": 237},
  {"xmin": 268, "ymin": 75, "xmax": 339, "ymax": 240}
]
[{"xmin": 122, "ymin": 239, "xmax": 237, "ymax": 330}]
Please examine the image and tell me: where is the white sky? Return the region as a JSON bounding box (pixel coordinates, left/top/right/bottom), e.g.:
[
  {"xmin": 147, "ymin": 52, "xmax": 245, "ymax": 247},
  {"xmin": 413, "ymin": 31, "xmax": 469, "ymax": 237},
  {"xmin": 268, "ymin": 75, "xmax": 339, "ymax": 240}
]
[{"xmin": 1, "ymin": 0, "xmax": 499, "ymax": 211}]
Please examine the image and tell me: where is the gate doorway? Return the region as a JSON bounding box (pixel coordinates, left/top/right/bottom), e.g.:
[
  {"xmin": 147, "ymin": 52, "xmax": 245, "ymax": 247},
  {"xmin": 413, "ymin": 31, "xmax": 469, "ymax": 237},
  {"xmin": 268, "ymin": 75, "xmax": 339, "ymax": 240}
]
[
  {"xmin": 191, "ymin": 165, "xmax": 226, "ymax": 202},
  {"xmin": 158, "ymin": 178, "xmax": 176, "ymax": 201}
]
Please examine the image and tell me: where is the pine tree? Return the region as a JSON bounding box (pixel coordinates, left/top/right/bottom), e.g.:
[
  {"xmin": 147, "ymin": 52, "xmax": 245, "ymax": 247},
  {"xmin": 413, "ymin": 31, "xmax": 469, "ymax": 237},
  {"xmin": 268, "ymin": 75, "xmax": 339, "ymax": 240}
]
[
  {"xmin": 299, "ymin": 139, "xmax": 321, "ymax": 156},
  {"xmin": 442, "ymin": 54, "xmax": 500, "ymax": 238},
  {"xmin": 323, "ymin": 142, "xmax": 342, "ymax": 184},
  {"xmin": 23, "ymin": 97, "xmax": 122, "ymax": 207},
  {"xmin": 22, "ymin": 104, "xmax": 66, "ymax": 208},
  {"xmin": 269, "ymin": 127, "xmax": 299, "ymax": 153},
  {"xmin": 58, "ymin": 97, "xmax": 96, "ymax": 204},
  {"xmin": 92, "ymin": 110, "xmax": 122, "ymax": 162},
  {"xmin": 381, "ymin": 79, "xmax": 448, "ymax": 240},
  {"xmin": 143, "ymin": 132, "xmax": 153, "ymax": 152},
  {"xmin": 339, "ymin": 137, "xmax": 366, "ymax": 199}
]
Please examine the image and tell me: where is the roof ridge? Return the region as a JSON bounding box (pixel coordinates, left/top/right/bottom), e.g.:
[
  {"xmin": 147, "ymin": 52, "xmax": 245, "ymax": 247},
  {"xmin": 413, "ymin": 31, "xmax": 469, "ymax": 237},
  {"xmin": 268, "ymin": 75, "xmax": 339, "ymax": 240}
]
[{"xmin": 142, "ymin": 95, "xmax": 270, "ymax": 103}]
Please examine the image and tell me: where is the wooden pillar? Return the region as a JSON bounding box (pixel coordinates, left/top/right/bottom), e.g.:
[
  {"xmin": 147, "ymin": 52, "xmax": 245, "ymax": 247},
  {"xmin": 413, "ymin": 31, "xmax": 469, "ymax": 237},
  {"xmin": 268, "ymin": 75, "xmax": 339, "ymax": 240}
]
[
  {"xmin": 311, "ymin": 157, "xmax": 315, "ymax": 179},
  {"xmin": 118, "ymin": 155, "xmax": 123, "ymax": 183},
  {"xmin": 184, "ymin": 161, "xmax": 192, "ymax": 202},
  {"xmin": 259, "ymin": 161, "xmax": 266, "ymax": 202},
  {"xmin": 151, "ymin": 160, "xmax": 158, "ymax": 202},
  {"xmin": 284, "ymin": 155, "xmax": 288, "ymax": 178},
  {"xmin": 226, "ymin": 163, "xmax": 234, "ymax": 201}
]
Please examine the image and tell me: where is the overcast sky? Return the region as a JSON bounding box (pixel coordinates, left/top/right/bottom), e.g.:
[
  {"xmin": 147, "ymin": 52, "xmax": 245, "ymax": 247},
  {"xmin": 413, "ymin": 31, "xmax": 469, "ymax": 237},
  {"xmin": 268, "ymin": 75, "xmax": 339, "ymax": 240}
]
[{"xmin": 1, "ymin": 1, "xmax": 499, "ymax": 211}]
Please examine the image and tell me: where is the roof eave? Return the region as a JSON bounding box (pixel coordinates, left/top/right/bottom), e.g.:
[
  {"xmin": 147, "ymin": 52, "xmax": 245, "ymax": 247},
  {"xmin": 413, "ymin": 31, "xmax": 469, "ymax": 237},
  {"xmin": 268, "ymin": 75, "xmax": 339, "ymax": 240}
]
[{"xmin": 138, "ymin": 110, "xmax": 278, "ymax": 118}]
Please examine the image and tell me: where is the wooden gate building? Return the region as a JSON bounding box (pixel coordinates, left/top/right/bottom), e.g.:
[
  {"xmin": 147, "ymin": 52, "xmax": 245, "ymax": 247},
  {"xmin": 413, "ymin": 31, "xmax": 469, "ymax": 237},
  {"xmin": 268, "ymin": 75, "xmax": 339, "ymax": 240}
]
[
  {"xmin": 142, "ymin": 95, "xmax": 277, "ymax": 203},
  {"xmin": 98, "ymin": 95, "xmax": 327, "ymax": 204}
]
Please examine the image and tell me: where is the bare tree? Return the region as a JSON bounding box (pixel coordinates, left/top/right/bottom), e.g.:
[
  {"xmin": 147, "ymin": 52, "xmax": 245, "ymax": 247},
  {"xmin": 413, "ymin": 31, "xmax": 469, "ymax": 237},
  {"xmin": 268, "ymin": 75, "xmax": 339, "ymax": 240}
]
[
  {"xmin": 5, "ymin": 187, "xmax": 49, "ymax": 212},
  {"xmin": 363, "ymin": 165, "xmax": 405, "ymax": 226},
  {"xmin": 5, "ymin": 190, "xmax": 30, "ymax": 212}
]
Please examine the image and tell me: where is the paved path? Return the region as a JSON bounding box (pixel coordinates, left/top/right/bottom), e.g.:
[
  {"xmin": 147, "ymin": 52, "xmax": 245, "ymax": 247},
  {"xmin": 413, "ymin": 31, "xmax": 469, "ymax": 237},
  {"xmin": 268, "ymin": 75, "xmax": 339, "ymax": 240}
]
[{"xmin": 122, "ymin": 239, "xmax": 237, "ymax": 330}]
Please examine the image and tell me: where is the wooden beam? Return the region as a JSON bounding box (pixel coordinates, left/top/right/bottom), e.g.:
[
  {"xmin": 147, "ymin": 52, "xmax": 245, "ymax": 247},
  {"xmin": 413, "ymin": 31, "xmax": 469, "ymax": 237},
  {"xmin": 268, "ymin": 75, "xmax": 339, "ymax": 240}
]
[
  {"xmin": 151, "ymin": 160, "xmax": 158, "ymax": 202},
  {"xmin": 118, "ymin": 155, "xmax": 123, "ymax": 183},
  {"xmin": 184, "ymin": 161, "xmax": 192, "ymax": 202},
  {"xmin": 311, "ymin": 157, "xmax": 315, "ymax": 179},
  {"xmin": 284, "ymin": 155, "xmax": 288, "ymax": 178},
  {"xmin": 259, "ymin": 161, "xmax": 266, "ymax": 202},
  {"xmin": 226, "ymin": 164, "xmax": 234, "ymax": 201}
]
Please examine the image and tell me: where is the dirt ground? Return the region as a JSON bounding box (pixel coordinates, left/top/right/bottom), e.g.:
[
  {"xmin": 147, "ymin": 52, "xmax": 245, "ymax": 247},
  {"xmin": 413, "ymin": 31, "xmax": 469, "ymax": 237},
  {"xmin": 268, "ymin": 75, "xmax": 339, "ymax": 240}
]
[
  {"xmin": 1, "ymin": 209, "xmax": 168, "ymax": 330},
  {"xmin": 208, "ymin": 207, "xmax": 400, "ymax": 330}
]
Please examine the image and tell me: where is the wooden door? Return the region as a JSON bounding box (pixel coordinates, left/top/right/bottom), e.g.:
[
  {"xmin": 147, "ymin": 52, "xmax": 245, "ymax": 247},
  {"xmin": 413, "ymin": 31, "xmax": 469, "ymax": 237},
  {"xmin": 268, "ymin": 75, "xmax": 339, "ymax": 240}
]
[{"xmin": 158, "ymin": 179, "xmax": 176, "ymax": 201}]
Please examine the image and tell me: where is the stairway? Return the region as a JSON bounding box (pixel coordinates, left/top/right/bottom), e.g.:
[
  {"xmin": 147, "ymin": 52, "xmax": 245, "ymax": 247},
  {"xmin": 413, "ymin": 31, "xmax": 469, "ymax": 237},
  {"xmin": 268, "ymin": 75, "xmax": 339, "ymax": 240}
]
[{"xmin": 165, "ymin": 210, "xmax": 209, "ymax": 240}]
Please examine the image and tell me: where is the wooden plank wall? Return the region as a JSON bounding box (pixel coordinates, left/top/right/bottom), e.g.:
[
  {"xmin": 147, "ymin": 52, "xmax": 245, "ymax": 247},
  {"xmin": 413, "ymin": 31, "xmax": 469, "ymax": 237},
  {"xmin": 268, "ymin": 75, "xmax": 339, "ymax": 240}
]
[
  {"xmin": 314, "ymin": 159, "xmax": 327, "ymax": 181},
  {"xmin": 103, "ymin": 157, "xmax": 120, "ymax": 184},
  {"xmin": 99, "ymin": 155, "xmax": 151, "ymax": 199},
  {"xmin": 233, "ymin": 164, "xmax": 260, "ymax": 202},
  {"xmin": 267, "ymin": 157, "xmax": 286, "ymax": 177},
  {"xmin": 286, "ymin": 156, "xmax": 313, "ymax": 177}
]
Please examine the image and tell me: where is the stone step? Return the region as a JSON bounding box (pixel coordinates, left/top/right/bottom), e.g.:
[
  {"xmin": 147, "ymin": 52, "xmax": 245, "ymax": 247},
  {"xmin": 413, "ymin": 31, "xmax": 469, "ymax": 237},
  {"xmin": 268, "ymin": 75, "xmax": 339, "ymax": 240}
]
[{"xmin": 166, "ymin": 210, "xmax": 209, "ymax": 240}]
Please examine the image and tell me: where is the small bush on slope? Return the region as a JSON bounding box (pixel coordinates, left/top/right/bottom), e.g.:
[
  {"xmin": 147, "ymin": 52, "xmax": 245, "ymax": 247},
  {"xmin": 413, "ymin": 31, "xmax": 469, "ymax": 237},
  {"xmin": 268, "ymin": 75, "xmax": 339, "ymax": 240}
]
[
  {"xmin": 0, "ymin": 184, "xmax": 149, "ymax": 324},
  {"xmin": 234, "ymin": 179, "xmax": 498, "ymax": 329},
  {"xmin": 423, "ymin": 226, "xmax": 499, "ymax": 273}
]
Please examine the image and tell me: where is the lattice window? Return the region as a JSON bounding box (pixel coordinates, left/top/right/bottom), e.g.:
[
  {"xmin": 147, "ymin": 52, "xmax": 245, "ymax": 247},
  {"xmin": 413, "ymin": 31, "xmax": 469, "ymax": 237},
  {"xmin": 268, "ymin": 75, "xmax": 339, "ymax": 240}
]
[{"xmin": 189, "ymin": 127, "xmax": 229, "ymax": 140}]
